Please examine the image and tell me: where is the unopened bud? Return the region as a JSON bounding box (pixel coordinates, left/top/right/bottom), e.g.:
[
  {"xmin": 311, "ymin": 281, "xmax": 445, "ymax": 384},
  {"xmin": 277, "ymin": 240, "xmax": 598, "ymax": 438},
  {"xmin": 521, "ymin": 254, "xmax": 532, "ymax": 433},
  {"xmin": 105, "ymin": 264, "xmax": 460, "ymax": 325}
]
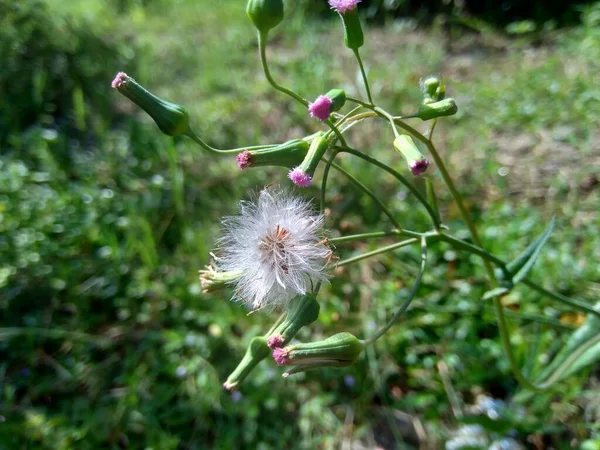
[
  {"xmin": 272, "ymin": 332, "xmax": 364, "ymax": 377},
  {"xmin": 268, "ymin": 295, "xmax": 320, "ymax": 349},
  {"xmin": 420, "ymin": 75, "xmax": 445, "ymax": 104},
  {"xmin": 393, "ymin": 135, "xmax": 429, "ymax": 176},
  {"xmin": 111, "ymin": 72, "xmax": 190, "ymax": 137},
  {"xmin": 308, "ymin": 89, "xmax": 346, "ymax": 121},
  {"xmin": 236, "ymin": 139, "xmax": 310, "ymax": 170},
  {"xmin": 417, "ymin": 98, "xmax": 458, "ymax": 121},
  {"xmin": 223, "ymin": 336, "xmax": 270, "ymax": 391},
  {"xmin": 288, "ymin": 135, "xmax": 329, "ymax": 187},
  {"xmin": 246, "ymin": 0, "xmax": 284, "ymax": 35},
  {"xmin": 329, "ymin": 1, "xmax": 363, "ymax": 50}
]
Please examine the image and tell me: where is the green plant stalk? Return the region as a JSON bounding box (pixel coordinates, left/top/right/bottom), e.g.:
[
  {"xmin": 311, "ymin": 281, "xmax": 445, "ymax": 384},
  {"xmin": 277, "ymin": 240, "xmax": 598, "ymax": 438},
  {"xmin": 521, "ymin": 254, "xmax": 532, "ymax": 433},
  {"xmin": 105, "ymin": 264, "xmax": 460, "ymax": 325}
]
[
  {"xmin": 186, "ymin": 131, "xmax": 276, "ymax": 154},
  {"xmin": 324, "ymin": 157, "xmax": 402, "ymax": 229},
  {"xmin": 328, "ymin": 230, "xmax": 403, "ymax": 244},
  {"xmin": 335, "ymin": 238, "xmax": 419, "ymax": 268},
  {"xmin": 258, "ymin": 31, "xmax": 308, "ymax": 107},
  {"xmin": 258, "ymin": 31, "xmax": 348, "ymax": 147},
  {"xmin": 364, "ymin": 237, "xmax": 428, "ymax": 345},
  {"xmin": 334, "ymin": 146, "xmax": 440, "ymax": 228},
  {"xmin": 394, "ymin": 119, "xmax": 559, "ymax": 392},
  {"xmin": 352, "ymin": 48, "xmax": 373, "ymax": 104}
]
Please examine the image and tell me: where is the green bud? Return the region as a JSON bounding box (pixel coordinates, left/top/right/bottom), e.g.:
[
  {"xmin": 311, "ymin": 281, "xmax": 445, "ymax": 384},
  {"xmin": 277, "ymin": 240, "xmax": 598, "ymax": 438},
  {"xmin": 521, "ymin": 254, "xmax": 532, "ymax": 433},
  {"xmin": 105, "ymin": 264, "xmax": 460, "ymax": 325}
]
[
  {"xmin": 324, "ymin": 88, "xmax": 346, "ymax": 112},
  {"xmin": 420, "ymin": 75, "xmax": 445, "ymax": 104},
  {"xmin": 267, "ymin": 295, "xmax": 320, "ymax": 349},
  {"xmin": 246, "ymin": 0, "xmax": 284, "ymax": 35},
  {"xmin": 111, "ymin": 72, "xmax": 190, "ymax": 137},
  {"xmin": 236, "ymin": 139, "xmax": 309, "ymax": 170},
  {"xmin": 223, "ymin": 336, "xmax": 270, "ymax": 391},
  {"xmin": 273, "ymin": 332, "xmax": 364, "ymax": 377},
  {"xmin": 289, "ymin": 135, "xmax": 329, "ymax": 187},
  {"xmin": 393, "ymin": 135, "xmax": 429, "ymax": 176},
  {"xmin": 339, "ymin": 9, "xmax": 364, "ymax": 50},
  {"xmin": 417, "ymin": 98, "xmax": 458, "ymax": 121}
]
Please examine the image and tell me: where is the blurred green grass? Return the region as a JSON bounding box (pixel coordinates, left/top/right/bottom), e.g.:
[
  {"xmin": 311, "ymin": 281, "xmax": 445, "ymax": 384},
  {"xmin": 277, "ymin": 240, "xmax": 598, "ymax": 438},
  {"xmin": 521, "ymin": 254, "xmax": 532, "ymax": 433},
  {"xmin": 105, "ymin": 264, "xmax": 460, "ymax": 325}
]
[{"xmin": 0, "ymin": 0, "xmax": 599, "ymax": 448}]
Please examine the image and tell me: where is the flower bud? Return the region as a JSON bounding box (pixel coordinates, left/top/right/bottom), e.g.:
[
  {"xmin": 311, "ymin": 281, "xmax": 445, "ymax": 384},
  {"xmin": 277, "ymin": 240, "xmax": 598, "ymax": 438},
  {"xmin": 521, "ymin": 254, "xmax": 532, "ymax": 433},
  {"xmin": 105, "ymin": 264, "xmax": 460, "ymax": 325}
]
[
  {"xmin": 288, "ymin": 135, "xmax": 329, "ymax": 187},
  {"xmin": 111, "ymin": 72, "xmax": 190, "ymax": 137},
  {"xmin": 308, "ymin": 89, "xmax": 346, "ymax": 121},
  {"xmin": 267, "ymin": 294, "xmax": 320, "ymax": 349},
  {"xmin": 198, "ymin": 266, "xmax": 243, "ymax": 293},
  {"xmin": 236, "ymin": 139, "xmax": 310, "ymax": 170},
  {"xmin": 223, "ymin": 336, "xmax": 270, "ymax": 391},
  {"xmin": 272, "ymin": 332, "xmax": 364, "ymax": 377},
  {"xmin": 393, "ymin": 135, "xmax": 429, "ymax": 176},
  {"xmin": 246, "ymin": 0, "xmax": 284, "ymax": 35},
  {"xmin": 417, "ymin": 98, "xmax": 458, "ymax": 121},
  {"xmin": 339, "ymin": 8, "xmax": 364, "ymax": 50},
  {"xmin": 420, "ymin": 75, "xmax": 445, "ymax": 104}
]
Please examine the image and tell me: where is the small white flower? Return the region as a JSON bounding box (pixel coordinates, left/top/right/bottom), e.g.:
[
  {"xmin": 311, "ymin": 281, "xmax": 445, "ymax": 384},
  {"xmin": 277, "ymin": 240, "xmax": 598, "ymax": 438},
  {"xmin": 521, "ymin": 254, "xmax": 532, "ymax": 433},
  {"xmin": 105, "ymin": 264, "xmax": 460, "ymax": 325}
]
[{"xmin": 214, "ymin": 187, "xmax": 331, "ymax": 311}]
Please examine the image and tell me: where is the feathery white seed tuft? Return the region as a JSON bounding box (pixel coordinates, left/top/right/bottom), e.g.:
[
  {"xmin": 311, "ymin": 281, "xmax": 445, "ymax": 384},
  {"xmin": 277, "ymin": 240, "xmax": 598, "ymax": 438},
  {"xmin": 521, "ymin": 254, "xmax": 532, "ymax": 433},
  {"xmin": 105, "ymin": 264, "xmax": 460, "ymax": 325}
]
[{"xmin": 214, "ymin": 187, "xmax": 331, "ymax": 311}]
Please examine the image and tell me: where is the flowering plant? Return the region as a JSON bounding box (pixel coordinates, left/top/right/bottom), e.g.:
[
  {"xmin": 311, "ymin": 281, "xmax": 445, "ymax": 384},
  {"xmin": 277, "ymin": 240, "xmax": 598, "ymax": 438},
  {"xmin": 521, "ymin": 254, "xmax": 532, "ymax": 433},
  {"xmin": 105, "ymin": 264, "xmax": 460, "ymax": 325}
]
[{"xmin": 113, "ymin": 0, "xmax": 600, "ymax": 392}]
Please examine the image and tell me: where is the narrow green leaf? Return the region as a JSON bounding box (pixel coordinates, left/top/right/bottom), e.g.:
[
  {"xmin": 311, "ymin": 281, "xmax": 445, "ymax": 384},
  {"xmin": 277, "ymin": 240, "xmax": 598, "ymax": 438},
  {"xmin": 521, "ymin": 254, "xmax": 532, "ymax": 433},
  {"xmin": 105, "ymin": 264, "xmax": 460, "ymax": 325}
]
[
  {"xmin": 507, "ymin": 216, "xmax": 555, "ymax": 284},
  {"xmin": 537, "ymin": 302, "xmax": 600, "ymax": 380}
]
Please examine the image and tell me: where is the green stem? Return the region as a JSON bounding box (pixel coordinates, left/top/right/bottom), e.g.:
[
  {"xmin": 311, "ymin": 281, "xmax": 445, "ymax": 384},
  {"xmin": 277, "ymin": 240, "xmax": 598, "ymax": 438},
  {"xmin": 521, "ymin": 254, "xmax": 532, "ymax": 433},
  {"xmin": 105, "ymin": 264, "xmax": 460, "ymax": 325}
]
[
  {"xmin": 523, "ymin": 280, "xmax": 600, "ymax": 320},
  {"xmin": 352, "ymin": 48, "xmax": 373, "ymax": 104},
  {"xmin": 364, "ymin": 236, "xmax": 427, "ymax": 345},
  {"xmin": 335, "ymin": 238, "xmax": 419, "ymax": 268},
  {"xmin": 258, "ymin": 31, "xmax": 308, "ymax": 107},
  {"xmin": 329, "ymin": 230, "xmax": 402, "ymax": 244},
  {"xmin": 334, "ymin": 146, "xmax": 440, "ymax": 228},
  {"xmin": 438, "ymin": 233, "xmax": 507, "ymax": 270},
  {"xmin": 325, "ymin": 158, "xmax": 402, "ymax": 229},
  {"xmin": 186, "ymin": 130, "xmax": 276, "ymax": 154}
]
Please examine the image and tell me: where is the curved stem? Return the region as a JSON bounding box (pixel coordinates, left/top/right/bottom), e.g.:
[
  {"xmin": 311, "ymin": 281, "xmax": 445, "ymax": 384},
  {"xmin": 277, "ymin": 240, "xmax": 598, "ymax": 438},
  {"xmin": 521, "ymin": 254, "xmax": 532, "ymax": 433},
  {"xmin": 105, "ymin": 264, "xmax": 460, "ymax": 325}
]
[
  {"xmin": 186, "ymin": 130, "xmax": 276, "ymax": 154},
  {"xmin": 352, "ymin": 49, "xmax": 373, "ymax": 104},
  {"xmin": 329, "ymin": 230, "xmax": 402, "ymax": 244},
  {"xmin": 364, "ymin": 236, "xmax": 428, "ymax": 345},
  {"xmin": 325, "ymin": 158, "xmax": 402, "ymax": 229},
  {"xmin": 335, "ymin": 238, "xmax": 419, "ymax": 268},
  {"xmin": 334, "ymin": 146, "xmax": 440, "ymax": 228},
  {"xmin": 258, "ymin": 31, "xmax": 308, "ymax": 107}
]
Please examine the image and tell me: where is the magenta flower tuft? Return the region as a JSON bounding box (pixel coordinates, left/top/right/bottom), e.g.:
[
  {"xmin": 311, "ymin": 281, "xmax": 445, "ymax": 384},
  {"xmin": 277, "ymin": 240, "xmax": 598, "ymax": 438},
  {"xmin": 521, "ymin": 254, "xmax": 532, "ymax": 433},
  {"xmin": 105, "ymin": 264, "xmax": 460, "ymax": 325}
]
[
  {"xmin": 308, "ymin": 95, "xmax": 333, "ymax": 121},
  {"xmin": 409, "ymin": 159, "xmax": 429, "ymax": 176},
  {"xmin": 288, "ymin": 168, "xmax": 312, "ymax": 187},
  {"xmin": 236, "ymin": 151, "xmax": 253, "ymax": 170},
  {"xmin": 267, "ymin": 335, "xmax": 285, "ymax": 349},
  {"xmin": 328, "ymin": 0, "xmax": 361, "ymax": 14},
  {"xmin": 111, "ymin": 72, "xmax": 129, "ymax": 89},
  {"xmin": 273, "ymin": 347, "xmax": 290, "ymax": 366}
]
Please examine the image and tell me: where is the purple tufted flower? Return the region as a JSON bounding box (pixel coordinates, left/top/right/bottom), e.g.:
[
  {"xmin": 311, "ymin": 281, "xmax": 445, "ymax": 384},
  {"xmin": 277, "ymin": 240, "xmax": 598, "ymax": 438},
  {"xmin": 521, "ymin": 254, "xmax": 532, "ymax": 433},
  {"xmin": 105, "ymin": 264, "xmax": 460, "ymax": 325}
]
[{"xmin": 308, "ymin": 95, "xmax": 333, "ymax": 121}]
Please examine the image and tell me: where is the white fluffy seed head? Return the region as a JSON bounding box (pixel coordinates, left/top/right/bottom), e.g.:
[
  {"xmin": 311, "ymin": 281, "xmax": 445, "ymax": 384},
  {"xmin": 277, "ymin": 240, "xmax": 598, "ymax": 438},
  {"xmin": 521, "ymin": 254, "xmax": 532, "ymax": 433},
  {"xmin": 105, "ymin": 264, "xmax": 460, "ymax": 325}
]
[{"xmin": 214, "ymin": 187, "xmax": 331, "ymax": 311}]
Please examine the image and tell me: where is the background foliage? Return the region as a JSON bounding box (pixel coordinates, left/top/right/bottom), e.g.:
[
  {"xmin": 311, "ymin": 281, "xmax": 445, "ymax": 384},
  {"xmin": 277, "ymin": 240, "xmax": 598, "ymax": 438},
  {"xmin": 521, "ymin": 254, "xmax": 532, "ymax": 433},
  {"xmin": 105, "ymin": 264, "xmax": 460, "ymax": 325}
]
[{"xmin": 1, "ymin": 0, "xmax": 599, "ymax": 448}]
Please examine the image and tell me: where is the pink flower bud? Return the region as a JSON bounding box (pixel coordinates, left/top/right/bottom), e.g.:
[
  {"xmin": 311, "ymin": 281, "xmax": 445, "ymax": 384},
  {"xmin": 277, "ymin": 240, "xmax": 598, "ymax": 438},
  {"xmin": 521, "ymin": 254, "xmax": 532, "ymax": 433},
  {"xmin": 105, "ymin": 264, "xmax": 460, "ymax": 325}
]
[
  {"xmin": 308, "ymin": 95, "xmax": 333, "ymax": 121},
  {"xmin": 409, "ymin": 159, "xmax": 429, "ymax": 176},
  {"xmin": 272, "ymin": 347, "xmax": 290, "ymax": 366},
  {"xmin": 267, "ymin": 335, "xmax": 285, "ymax": 349},
  {"xmin": 288, "ymin": 168, "xmax": 312, "ymax": 187},
  {"xmin": 328, "ymin": 0, "xmax": 361, "ymax": 14},
  {"xmin": 236, "ymin": 151, "xmax": 253, "ymax": 170}
]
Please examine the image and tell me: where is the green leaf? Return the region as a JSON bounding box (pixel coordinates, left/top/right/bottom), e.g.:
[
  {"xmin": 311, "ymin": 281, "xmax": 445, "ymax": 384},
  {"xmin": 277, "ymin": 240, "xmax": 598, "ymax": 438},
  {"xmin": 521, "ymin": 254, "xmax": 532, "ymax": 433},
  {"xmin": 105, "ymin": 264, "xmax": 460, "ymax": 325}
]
[
  {"xmin": 507, "ymin": 216, "xmax": 555, "ymax": 284},
  {"xmin": 537, "ymin": 302, "xmax": 600, "ymax": 381}
]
